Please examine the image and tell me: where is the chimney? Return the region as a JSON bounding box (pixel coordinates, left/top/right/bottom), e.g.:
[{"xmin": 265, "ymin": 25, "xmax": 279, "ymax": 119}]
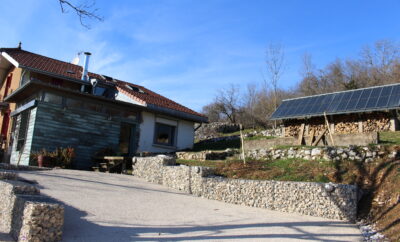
[{"xmin": 81, "ymin": 52, "xmax": 91, "ymax": 81}]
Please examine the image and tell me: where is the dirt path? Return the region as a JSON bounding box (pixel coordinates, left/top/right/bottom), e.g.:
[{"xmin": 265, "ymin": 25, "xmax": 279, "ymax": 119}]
[{"xmin": 18, "ymin": 169, "xmax": 362, "ymax": 241}]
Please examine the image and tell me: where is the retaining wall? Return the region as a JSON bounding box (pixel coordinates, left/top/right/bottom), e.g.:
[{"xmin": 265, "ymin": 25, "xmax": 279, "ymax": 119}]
[
  {"xmin": 246, "ymin": 145, "xmax": 398, "ymax": 162},
  {"xmin": 0, "ymin": 170, "xmax": 64, "ymax": 241},
  {"xmin": 132, "ymin": 155, "xmax": 358, "ymax": 221}
]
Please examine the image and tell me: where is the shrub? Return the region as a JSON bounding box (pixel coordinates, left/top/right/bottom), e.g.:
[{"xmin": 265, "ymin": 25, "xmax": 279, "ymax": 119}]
[{"xmin": 31, "ymin": 147, "xmax": 75, "ymax": 168}]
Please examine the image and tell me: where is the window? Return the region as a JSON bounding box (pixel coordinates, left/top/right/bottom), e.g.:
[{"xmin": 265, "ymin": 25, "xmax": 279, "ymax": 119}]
[
  {"xmin": 93, "ymin": 86, "xmax": 107, "ymax": 96},
  {"xmin": 20, "ymin": 70, "xmax": 31, "ymax": 85},
  {"xmin": 43, "ymin": 92, "xmax": 63, "ymax": 105},
  {"xmin": 126, "ymin": 84, "xmax": 145, "ymax": 94},
  {"xmin": 118, "ymin": 123, "xmax": 136, "ymax": 156},
  {"xmin": 154, "ymin": 122, "xmax": 176, "ymax": 146},
  {"xmin": 16, "ymin": 111, "xmax": 30, "ymax": 151}
]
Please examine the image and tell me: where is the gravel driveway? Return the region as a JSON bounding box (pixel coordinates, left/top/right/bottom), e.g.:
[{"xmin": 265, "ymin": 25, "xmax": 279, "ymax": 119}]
[{"xmin": 18, "ymin": 169, "xmax": 362, "ymax": 241}]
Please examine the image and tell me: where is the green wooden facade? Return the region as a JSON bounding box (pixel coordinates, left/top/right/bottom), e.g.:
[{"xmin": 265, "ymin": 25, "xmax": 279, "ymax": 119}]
[{"xmin": 10, "ymin": 95, "xmax": 140, "ymax": 169}]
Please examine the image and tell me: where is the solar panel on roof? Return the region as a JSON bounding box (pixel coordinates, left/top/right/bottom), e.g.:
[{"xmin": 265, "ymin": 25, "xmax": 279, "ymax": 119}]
[
  {"xmin": 336, "ymin": 92, "xmax": 353, "ymax": 112},
  {"xmin": 387, "ymin": 85, "xmax": 400, "ymax": 107},
  {"xmin": 376, "ymin": 86, "xmax": 393, "ymax": 108},
  {"xmin": 326, "ymin": 92, "xmax": 345, "ymax": 113},
  {"xmin": 355, "ymin": 89, "xmax": 372, "ymax": 110},
  {"xmin": 365, "ymin": 87, "xmax": 382, "ymax": 109},
  {"xmin": 345, "ymin": 89, "xmax": 363, "ymax": 110},
  {"xmin": 270, "ymin": 83, "xmax": 400, "ymax": 120}
]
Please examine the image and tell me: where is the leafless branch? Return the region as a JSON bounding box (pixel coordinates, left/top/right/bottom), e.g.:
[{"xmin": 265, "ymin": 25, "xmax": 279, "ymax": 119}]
[
  {"xmin": 265, "ymin": 43, "xmax": 285, "ymax": 112},
  {"xmin": 59, "ymin": 0, "xmax": 103, "ymax": 29}
]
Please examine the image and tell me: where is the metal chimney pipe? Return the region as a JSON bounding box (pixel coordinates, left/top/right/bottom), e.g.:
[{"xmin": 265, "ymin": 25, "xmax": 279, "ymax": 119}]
[{"xmin": 81, "ymin": 52, "xmax": 91, "ymax": 81}]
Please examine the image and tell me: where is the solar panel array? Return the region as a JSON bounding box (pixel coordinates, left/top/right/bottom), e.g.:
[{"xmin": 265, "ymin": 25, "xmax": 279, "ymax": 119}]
[{"xmin": 270, "ymin": 83, "xmax": 400, "ymax": 120}]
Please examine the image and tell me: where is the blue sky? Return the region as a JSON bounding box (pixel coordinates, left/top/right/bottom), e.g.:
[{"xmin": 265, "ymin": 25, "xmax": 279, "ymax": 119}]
[{"xmin": 1, "ymin": 0, "xmax": 400, "ymax": 112}]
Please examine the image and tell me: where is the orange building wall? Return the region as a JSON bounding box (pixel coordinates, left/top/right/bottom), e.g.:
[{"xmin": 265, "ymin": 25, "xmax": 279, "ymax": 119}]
[{"xmin": 0, "ymin": 67, "xmax": 22, "ymax": 148}]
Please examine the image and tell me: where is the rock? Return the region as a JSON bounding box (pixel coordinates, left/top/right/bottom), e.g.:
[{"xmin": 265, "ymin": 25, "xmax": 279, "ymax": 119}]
[
  {"xmin": 365, "ymin": 158, "xmax": 373, "ymax": 163},
  {"xmin": 349, "ymin": 150, "xmax": 357, "ymax": 157},
  {"xmin": 311, "ymin": 148, "xmax": 322, "ymax": 156}
]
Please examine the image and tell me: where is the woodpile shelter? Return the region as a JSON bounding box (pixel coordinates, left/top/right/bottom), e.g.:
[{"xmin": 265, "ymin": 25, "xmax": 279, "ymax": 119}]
[{"xmin": 270, "ymin": 84, "xmax": 400, "ymax": 146}]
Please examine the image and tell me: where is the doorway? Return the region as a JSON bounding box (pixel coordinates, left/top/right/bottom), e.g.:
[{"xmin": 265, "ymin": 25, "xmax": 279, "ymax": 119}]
[{"xmin": 118, "ymin": 123, "xmax": 137, "ymax": 157}]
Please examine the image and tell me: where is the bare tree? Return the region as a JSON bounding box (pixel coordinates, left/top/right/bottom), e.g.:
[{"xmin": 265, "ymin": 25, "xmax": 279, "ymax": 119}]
[
  {"xmin": 298, "ymin": 53, "xmax": 321, "ymax": 96},
  {"xmin": 361, "ymin": 39, "xmax": 400, "ymax": 85},
  {"xmin": 201, "ymin": 102, "xmax": 221, "ymax": 123},
  {"xmin": 214, "ymin": 84, "xmax": 241, "ymax": 124},
  {"xmin": 265, "ymin": 43, "xmax": 285, "ymax": 128},
  {"xmin": 58, "ymin": 0, "xmax": 103, "ymax": 28},
  {"xmin": 240, "ymin": 84, "xmax": 258, "ymax": 128}
]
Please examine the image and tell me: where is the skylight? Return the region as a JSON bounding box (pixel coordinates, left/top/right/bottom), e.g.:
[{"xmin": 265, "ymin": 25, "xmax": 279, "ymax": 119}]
[{"xmin": 126, "ymin": 84, "xmax": 145, "ymax": 94}]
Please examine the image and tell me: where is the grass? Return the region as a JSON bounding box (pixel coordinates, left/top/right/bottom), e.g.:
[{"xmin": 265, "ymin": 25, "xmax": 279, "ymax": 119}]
[
  {"xmin": 219, "ymin": 128, "xmax": 261, "ymax": 137},
  {"xmin": 379, "ymin": 131, "xmax": 400, "ymax": 145},
  {"xmin": 176, "ymin": 159, "xmax": 224, "ymax": 168},
  {"xmin": 244, "ymin": 135, "xmax": 276, "ymax": 141},
  {"xmin": 216, "ymin": 158, "xmax": 336, "ymax": 182},
  {"xmin": 177, "ymin": 157, "xmax": 336, "ymax": 183},
  {"xmin": 273, "ymin": 145, "xmax": 315, "ymax": 150}
]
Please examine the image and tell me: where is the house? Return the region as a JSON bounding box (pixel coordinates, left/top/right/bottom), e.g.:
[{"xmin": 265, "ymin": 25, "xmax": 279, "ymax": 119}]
[
  {"xmin": 0, "ymin": 46, "xmax": 207, "ymax": 169},
  {"xmin": 270, "ymin": 84, "xmax": 400, "ymax": 145}
]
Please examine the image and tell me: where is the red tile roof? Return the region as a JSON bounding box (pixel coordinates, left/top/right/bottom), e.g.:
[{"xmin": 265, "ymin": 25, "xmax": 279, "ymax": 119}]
[{"xmin": 0, "ymin": 48, "xmax": 206, "ymax": 120}]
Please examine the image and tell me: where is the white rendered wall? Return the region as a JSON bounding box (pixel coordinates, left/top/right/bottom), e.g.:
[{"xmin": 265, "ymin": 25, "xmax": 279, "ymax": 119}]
[
  {"xmin": 137, "ymin": 111, "xmax": 194, "ymax": 153},
  {"xmin": 176, "ymin": 119, "xmax": 194, "ymax": 150}
]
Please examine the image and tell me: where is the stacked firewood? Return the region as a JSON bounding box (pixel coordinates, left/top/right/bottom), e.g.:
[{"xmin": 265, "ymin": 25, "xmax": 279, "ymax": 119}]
[
  {"xmin": 334, "ymin": 121, "xmax": 359, "ymax": 134},
  {"xmin": 308, "ymin": 124, "xmax": 325, "ymax": 136},
  {"xmin": 283, "ymin": 112, "xmax": 392, "ymax": 137},
  {"xmin": 285, "ymin": 125, "xmax": 301, "ymax": 137},
  {"xmin": 363, "ymin": 117, "xmax": 391, "ymax": 132}
]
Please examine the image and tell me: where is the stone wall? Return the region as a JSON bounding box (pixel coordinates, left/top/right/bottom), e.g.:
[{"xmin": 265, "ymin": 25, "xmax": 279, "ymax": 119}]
[
  {"xmin": 132, "ymin": 155, "xmax": 358, "ymax": 221},
  {"xmin": 0, "ymin": 170, "xmax": 64, "ymax": 241},
  {"xmin": 177, "ymin": 144, "xmax": 396, "ymax": 163},
  {"xmin": 132, "ymin": 155, "xmax": 176, "ymax": 184},
  {"xmin": 246, "ymin": 145, "xmax": 398, "ymax": 162},
  {"xmin": 243, "ymin": 137, "xmax": 294, "ymax": 150},
  {"xmin": 195, "ymin": 122, "xmax": 241, "ymax": 140},
  {"xmin": 176, "ymin": 149, "xmax": 237, "ymax": 161},
  {"xmin": 200, "ymin": 178, "xmax": 357, "ymax": 221}
]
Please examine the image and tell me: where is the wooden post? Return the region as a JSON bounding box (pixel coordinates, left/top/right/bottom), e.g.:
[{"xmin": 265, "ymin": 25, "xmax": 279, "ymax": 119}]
[
  {"xmin": 312, "ymin": 128, "xmax": 327, "ymax": 146},
  {"xmin": 239, "ymin": 124, "xmax": 246, "ymax": 165},
  {"xmin": 308, "ymin": 128, "xmax": 315, "ymax": 146},
  {"xmin": 297, "ymin": 123, "xmax": 305, "ymax": 145},
  {"xmin": 324, "ymin": 112, "xmax": 335, "ymax": 146}
]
